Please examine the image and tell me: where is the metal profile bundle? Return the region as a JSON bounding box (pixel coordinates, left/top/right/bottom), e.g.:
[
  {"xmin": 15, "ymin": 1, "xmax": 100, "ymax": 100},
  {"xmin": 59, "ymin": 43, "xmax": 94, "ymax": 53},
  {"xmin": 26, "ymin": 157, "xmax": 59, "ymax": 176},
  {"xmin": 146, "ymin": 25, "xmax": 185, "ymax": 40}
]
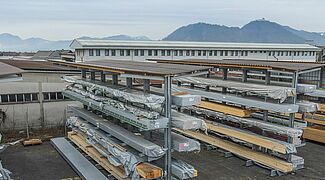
[
  {"xmin": 304, "ymin": 89, "xmax": 325, "ymax": 98},
  {"xmin": 296, "ymin": 101, "xmax": 319, "ymax": 113},
  {"xmin": 175, "ymin": 76, "xmax": 295, "ymax": 103},
  {"xmin": 171, "ymin": 85, "xmax": 299, "ymax": 113},
  {"xmin": 51, "ymin": 137, "xmax": 109, "ymax": 180},
  {"xmin": 186, "ymin": 106, "xmax": 303, "ymax": 146},
  {"xmin": 63, "ymin": 76, "xmax": 165, "ymax": 109},
  {"xmin": 171, "ymin": 160, "xmax": 198, "ymax": 179},
  {"xmin": 171, "ymin": 110, "xmax": 207, "ymax": 130},
  {"xmin": 63, "ymin": 90, "xmax": 169, "ymax": 131},
  {"xmin": 69, "ymin": 106, "xmax": 166, "ymax": 160},
  {"xmin": 296, "ymin": 84, "xmax": 317, "ymax": 94}
]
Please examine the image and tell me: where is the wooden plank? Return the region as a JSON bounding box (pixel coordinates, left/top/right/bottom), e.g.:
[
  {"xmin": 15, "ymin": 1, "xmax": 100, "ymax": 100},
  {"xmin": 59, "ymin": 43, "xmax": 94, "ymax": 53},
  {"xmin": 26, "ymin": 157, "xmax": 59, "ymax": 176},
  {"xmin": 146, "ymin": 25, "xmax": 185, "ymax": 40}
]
[
  {"xmin": 304, "ymin": 118, "xmax": 325, "ymax": 126},
  {"xmin": 196, "ymin": 101, "xmax": 252, "ymax": 118},
  {"xmin": 206, "ymin": 122, "xmax": 288, "ymax": 154},
  {"xmin": 68, "ymin": 132, "xmax": 128, "ymax": 180},
  {"xmin": 136, "ymin": 163, "xmax": 163, "ymax": 179},
  {"xmin": 303, "ymin": 126, "xmax": 325, "ymax": 143},
  {"xmin": 23, "ymin": 139, "xmax": 42, "ymax": 146},
  {"xmin": 174, "ymin": 129, "xmax": 294, "ymax": 173}
]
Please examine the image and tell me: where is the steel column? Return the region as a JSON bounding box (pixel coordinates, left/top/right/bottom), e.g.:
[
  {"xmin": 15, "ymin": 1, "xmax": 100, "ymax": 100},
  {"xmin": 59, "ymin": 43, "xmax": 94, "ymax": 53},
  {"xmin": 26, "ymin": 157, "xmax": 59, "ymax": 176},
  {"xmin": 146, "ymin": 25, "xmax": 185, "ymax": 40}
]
[
  {"xmin": 90, "ymin": 71, "xmax": 95, "ymax": 80},
  {"xmin": 242, "ymin": 69, "xmax": 248, "ymax": 82},
  {"xmin": 164, "ymin": 76, "xmax": 172, "ymax": 180},
  {"xmin": 265, "ymin": 71, "xmax": 271, "ymax": 85},
  {"xmin": 126, "ymin": 77, "xmax": 133, "ymax": 88},
  {"xmin": 81, "ymin": 70, "xmax": 86, "ymax": 79},
  {"xmin": 100, "ymin": 71, "xmax": 106, "ymax": 82},
  {"xmin": 143, "ymin": 79, "xmax": 150, "ymax": 92},
  {"xmin": 222, "ymin": 68, "xmax": 228, "ymax": 93},
  {"xmin": 112, "ymin": 74, "xmax": 118, "ymax": 85}
]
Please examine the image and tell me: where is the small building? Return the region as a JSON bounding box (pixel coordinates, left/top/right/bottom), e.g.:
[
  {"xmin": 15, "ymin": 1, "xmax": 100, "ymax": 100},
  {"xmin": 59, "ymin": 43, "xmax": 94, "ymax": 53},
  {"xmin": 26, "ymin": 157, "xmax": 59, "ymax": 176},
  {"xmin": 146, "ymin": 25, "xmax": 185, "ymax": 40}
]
[
  {"xmin": 70, "ymin": 39, "xmax": 321, "ymax": 62},
  {"xmin": 32, "ymin": 50, "xmax": 74, "ymax": 61}
]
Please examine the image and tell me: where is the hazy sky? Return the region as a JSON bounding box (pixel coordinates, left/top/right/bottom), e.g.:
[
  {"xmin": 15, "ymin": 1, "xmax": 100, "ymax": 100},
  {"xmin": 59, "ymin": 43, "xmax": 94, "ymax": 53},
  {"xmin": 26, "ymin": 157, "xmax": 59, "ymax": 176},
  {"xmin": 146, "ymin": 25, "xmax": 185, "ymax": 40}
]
[{"xmin": 0, "ymin": 0, "xmax": 324, "ymax": 40}]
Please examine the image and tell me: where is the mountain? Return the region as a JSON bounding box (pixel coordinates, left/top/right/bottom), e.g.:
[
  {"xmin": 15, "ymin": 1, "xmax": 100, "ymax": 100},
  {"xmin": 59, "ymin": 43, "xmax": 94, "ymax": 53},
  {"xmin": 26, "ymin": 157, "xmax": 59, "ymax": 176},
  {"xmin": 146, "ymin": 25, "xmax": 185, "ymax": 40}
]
[
  {"xmin": 0, "ymin": 34, "xmax": 151, "ymax": 52},
  {"xmin": 164, "ymin": 20, "xmax": 325, "ymax": 46}
]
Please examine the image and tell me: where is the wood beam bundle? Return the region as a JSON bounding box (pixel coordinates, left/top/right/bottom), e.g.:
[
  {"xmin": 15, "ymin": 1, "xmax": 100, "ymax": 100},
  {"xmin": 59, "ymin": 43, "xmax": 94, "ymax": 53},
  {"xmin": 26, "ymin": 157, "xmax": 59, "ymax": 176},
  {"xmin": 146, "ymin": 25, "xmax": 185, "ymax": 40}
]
[{"xmin": 196, "ymin": 101, "xmax": 252, "ymax": 118}]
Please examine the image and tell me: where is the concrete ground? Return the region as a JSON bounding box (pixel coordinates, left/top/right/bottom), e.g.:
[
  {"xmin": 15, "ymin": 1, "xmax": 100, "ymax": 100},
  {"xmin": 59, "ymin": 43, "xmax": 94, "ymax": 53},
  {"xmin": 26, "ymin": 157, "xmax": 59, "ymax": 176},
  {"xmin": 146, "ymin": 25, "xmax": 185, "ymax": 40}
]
[{"xmin": 1, "ymin": 140, "xmax": 325, "ymax": 180}]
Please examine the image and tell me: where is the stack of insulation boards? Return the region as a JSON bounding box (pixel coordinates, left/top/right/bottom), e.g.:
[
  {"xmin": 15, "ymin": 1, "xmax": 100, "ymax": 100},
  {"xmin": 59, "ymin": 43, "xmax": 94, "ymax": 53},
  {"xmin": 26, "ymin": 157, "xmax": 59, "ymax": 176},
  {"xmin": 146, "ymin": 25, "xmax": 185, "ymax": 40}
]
[
  {"xmin": 170, "ymin": 77, "xmax": 305, "ymax": 173},
  {"xmin": 298, "ymin": 85, "xmax": 325, "ymax": 143}
]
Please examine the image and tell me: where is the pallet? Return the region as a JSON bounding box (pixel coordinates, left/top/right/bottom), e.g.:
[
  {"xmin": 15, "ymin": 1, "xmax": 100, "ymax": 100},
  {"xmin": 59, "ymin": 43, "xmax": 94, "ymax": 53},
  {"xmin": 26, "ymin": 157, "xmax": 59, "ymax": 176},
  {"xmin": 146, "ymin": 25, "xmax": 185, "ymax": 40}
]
[
  {"xmin": 303, "ymin": 126, "xmax": 325, "ymax": 144},
  {"xmin": 174, "ymin": 129, "xmax": 294, "ymax": 173},
  {"xmin": 206, "ymin": 122, "xmax": 290, "ymax": 154},
  {"xmin": 196, "ymin": 101, "xmax": 252, "ymax": 118}
]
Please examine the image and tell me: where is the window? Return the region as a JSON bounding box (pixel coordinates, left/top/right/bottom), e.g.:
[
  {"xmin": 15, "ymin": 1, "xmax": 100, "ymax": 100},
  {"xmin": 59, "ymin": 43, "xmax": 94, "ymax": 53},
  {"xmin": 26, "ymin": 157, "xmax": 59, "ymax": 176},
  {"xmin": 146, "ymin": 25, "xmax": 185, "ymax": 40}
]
[
  {"xmin": 277, "ymin": 51, "xmax": 280, "ymax": 56},
  {"xmin": 230, "ymin": 51, "xmax": 234, "ymax": 56},
  {"xmin": 312, "ymin": 52, "xmax": 315, "ymax": 56},
  {"xmin": 134, "ymin": 50, "xmax": 139, "ymax": 56},
  {"xmin": 225, "ymin": 51, "xmax": 228, "ymax": 56},
  {"xmin": 89, "ymin": 49, "xmax": 94, "ymax": 56},
  {"xmin": 166, "ymin": 50, "xmax": 171, "ymax": 56},
  {"xmin": 105, "ymin": 50, "xmax": 110, "ymax": 56},
  {"xmin": 9, "ymin": 94, "xmax": 16, "ymax": 102},
  {"xmin": 96, "ymin": 49, "xmax": 100, "ymax": 56},
  {"xmin": 250, "ymin": 51, "xmax": 254, "ymax": 53},
  {"xmin": 191, "ymin": 50, "xmax": 195, "ymax": 56},
  {"xmin": 301, "ymin": 51, "xmax": 304, "ymax": 56},
  {"xmin": 285, "ymin": 51, "xmax": 288, "ymax": 56},
  {"xmin": 17, "ymin": 94, "xmax": 23, "ymax": 102},
  {"xmin": 297, "ymin": 51, "xmax": 300, "ymax": 56},
  {"xmin": 154, "ymin": 50, "xmax": 158, "ymax": 56},
  {"xmin": 57, "ymin": 92, "xmax": 63, "ymax": 100},
  {"xmin": 203, "ymin": 51, "xmax": 206, "ymax": 56},
  {"xmin": 179, "ymin": 50, "xmax": 183, "ymax": 56},
  {"xmin": 32, "ymin": 93, "xmax": 38, "ymax": 101},
  {"xmin": 220, "ymin": 51, "xmax": 224, "ymax": 56},
  {"xmin": 235, "ymin": 51, "xmax": 238, "ymax": 56},
  {"xmin": 245, "ymin": 51, "xmax": 248, "ymax": 56},
  {"xmin": 260, "ymin": 51, "xmax": 263, "ymax": 53},
  {"xmin": 24, "ymin": 94, "xmax": 31, "ymax": 102},
  {"xmin": 214, "ymin": 50, "xmax": 218, "ymax": 56},
  {"xmin": 289, "ymin": 51, "xmax": 292, "ymax": 56},
  {"xmin": 198, "ymin": 50, "xmax": 202, "ymax": 56},
  {"xmin": 309, "ymin": 51, "xmax": 312, "ymax": 56},
  {"xmin": 281, "ymin": 51, "xmax": 284, "ymax": 56},
  {"xmin": 50, "ymin": 92, "xmax": 56, "ymax": 100},
  {"xmin": 120, "ymin": 50, "xmax": 124, "ymax": 56},
  {"xmin": 161, "ymin": 50, "xmax": 165, "ymax": 56},
  {"xmin": 209, "ymin": 51, "xmax": 213, "ymax": 56},
  {"xmin": 293, "ymin": 51, "xmax": 297, "ymax": 56},
  {"xmin": 111, "ymin": 50, "xmax": 116, "ymax": 56},
  {"xmin": 268, "ymin": 51, "xmax": 272, "ymax": 56},
  {"xmin": 140, "ymin": 50, "xmax": 145, "ymax": 56},
  {"xmin": 241, "ymin": 51, "xmax": 244, "ymax": 56},
  {"xmin": 43, "ymin": 92, "xmax": 49, "ymax": 100},
  {"xmin": 263, "ymin": 51, "xmax": 267, "ymax": 53},
  {"xmin": 174, "ymin": 50, "xmax": 178, "ymax": 56},
  {"xmin": 1, "ymin": 95, "xmax": 8, "ymax": 103},
  {"xmin": 126, "ymin": 50, "xmax": 130, "ymax": 56},
  {"xmin": 186, "ymin": 50, "xmax": 190, "ymax": 56},
  {"xmin": 148, "ymin": 50, "xmax": 153, "ymax": 56}
]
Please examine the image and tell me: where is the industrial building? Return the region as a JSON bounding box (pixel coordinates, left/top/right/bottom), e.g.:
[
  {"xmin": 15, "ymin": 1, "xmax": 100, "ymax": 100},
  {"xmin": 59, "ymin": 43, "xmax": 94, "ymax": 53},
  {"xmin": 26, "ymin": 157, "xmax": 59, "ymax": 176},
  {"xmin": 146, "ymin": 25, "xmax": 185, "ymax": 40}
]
[{"xmin": 70, "ymin": 39, "xmax": 321, "ymax": 62}]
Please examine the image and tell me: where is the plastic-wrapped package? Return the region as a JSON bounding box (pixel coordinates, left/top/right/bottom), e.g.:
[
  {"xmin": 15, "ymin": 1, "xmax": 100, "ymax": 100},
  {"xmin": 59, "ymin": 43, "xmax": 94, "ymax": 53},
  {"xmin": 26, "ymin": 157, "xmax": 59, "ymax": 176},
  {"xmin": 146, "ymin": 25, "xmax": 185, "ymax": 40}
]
[
  {"xmin": 297, "ymin": 84, "xmax": 316, "ymax": 94},
  {"xmin": 63, "ymin": 76, "xmax": 164, "ymax": 109},
  {"xmin": 172, "ymin": 160, "xmax": 197, "ymax": 180},
  {"xmin": 296, "ymin": 101, "xmax": 320, "ymax": 113},
  {"xmin": 175, "ymin": 76, "xmax": 295, "ymax": 103}
]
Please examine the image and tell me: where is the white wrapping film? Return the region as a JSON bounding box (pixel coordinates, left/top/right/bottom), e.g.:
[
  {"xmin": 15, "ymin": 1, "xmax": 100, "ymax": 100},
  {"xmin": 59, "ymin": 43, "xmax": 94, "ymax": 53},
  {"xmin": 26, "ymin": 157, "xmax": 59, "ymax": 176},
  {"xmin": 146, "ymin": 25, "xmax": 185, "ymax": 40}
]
[
  {"xmin": 175, "ymin": 76, "xmax": 295, "ymax": 103},
  {"xmin": 63, "ymin": 76, "xmax": 165, "ymax": 109}
]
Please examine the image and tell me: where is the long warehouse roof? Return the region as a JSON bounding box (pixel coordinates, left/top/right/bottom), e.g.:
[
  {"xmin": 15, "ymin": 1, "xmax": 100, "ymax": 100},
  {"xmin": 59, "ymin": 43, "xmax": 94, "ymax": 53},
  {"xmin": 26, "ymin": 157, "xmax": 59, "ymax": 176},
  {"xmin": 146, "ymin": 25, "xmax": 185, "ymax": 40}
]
[
  {"xmin": 50, "ymin": 60, "xmax": 211, "ymax": 76},
  {"xmin": 0, "ymin": 62, "xmax": 24, "ymax": 77},
  {"xmin": 70, "ymin": 39, "xmax": 320, "ymax": 51},
  {"xmin": 149, "ymin": 59, "xmax": 325, "ymax": 72}
]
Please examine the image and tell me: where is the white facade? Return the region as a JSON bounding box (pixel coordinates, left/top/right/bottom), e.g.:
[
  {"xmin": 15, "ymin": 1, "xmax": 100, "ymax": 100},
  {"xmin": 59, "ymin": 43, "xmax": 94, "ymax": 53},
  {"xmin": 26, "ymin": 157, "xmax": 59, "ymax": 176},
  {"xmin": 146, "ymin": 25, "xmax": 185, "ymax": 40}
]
[{"xmin": 70, "ymin": 39, "xmax": 321, "ymax": 62}]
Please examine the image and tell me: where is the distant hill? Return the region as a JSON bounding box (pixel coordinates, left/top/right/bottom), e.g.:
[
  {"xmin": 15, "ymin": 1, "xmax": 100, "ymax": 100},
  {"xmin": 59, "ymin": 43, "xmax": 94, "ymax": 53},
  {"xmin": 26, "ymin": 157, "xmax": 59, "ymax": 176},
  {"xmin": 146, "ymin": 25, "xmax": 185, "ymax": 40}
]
[
  {"xmin": 0, "ymin": 34, "xmax": 151, "ymax": 52},
  {"xmin": 164, "ymin": 20, "xmax": 325, "ymax": 46}
]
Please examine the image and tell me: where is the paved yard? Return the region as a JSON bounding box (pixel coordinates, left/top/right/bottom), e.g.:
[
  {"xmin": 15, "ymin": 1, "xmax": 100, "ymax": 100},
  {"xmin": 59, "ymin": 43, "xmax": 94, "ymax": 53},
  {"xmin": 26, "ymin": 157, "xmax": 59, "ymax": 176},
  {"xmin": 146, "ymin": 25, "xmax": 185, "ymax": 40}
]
[{"xmin": 1, "ymin": 140, "xmax": 325, "ymax": 180}]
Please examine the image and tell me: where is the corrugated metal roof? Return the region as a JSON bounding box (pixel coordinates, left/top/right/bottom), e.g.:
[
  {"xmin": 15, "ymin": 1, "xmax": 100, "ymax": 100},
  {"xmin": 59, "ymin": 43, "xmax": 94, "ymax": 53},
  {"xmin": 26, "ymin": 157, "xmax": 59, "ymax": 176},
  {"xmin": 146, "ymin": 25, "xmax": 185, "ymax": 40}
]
[
  {"xmin": 0, "ymin": 59, "xmax": 78, "ymax": 71},
  {"xmin": 0, "ymin": 62, "xmax": 24, "ymax": 77},
  {"xmin": 70, "ymin": 39, "xmax": 320, "ymax": 51},
  {"xmin": 50, "ymin": 60, "xmax": 211, "ymax": 76},
  {"xmin": 150, "ymin": 59, "xmax": 325, "ymax": 72}
]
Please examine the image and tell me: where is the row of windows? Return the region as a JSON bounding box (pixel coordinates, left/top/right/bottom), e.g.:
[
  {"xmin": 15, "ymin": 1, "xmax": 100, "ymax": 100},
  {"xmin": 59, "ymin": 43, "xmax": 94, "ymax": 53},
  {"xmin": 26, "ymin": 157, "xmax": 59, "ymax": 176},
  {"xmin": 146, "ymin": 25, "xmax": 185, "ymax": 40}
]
[
  {"xmin": 0, "ymin": 92, "xmax": 69, "ymax": 104},
  {"xmin": 88, "ymin": 49, "xmax": 316, "ymax": 57}
]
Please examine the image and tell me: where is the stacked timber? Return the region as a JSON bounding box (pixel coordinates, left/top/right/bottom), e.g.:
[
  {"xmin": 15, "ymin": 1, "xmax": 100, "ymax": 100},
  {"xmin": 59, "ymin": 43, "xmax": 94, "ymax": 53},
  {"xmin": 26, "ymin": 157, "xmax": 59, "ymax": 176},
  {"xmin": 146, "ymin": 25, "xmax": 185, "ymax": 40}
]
[
  {"xmin": 299, "ymin": 87, "xmax": 325, "ymax": 143},
  {"xmin": 168, "ymin": 75, "xmax": 306, "ymax": 174}
]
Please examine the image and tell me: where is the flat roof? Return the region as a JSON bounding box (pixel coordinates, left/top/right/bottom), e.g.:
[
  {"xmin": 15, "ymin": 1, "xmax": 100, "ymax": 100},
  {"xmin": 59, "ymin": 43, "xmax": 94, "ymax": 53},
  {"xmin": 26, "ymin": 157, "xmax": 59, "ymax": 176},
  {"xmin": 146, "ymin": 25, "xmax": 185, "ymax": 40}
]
[
  {"xmin": 50, "ymin": 60, "xmax": 211, "ymax": 76},
  {"xmin": 0, "ymin": 59, "xmax": 78, "ymax": 72},
  {"xmin": 0, "ymin": 62, "xmax": 24, "ymax": 77},
  {"xmin": 70, "ymin": 39, "xmax": 320, "ymax": 51},
  {"xmin": 149, "ymin": 59, "xmax": 325, "ymax": 72}
]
